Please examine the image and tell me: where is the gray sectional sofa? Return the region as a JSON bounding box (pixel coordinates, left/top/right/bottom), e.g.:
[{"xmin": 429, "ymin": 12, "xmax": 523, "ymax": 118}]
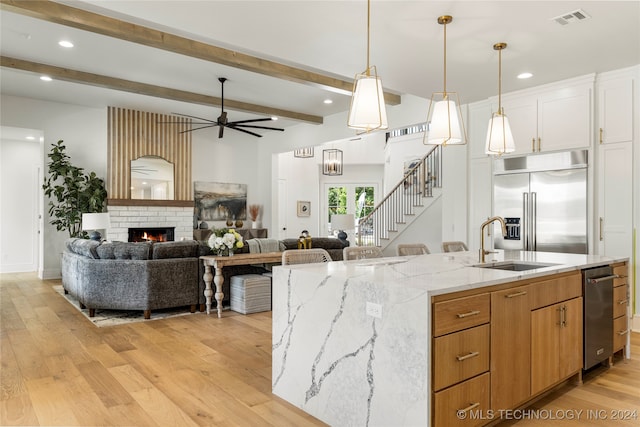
[
  {"xmin": 62, "ymin": 238, "xmax": 208, "ymax": 319},
  {"xmin": 62, "ymin": 236, "xmax": 349, "ymax": 319}
]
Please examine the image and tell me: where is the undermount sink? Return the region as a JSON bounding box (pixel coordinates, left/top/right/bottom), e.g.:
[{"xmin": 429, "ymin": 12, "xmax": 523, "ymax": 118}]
[{"xmin": 472, "ymin": 261, "xmax": 559, "ymax": 271}]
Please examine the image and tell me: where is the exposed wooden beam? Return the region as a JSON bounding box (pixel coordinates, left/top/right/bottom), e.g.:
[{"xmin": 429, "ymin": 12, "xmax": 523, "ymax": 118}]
[
  {"xmin": 1, "ymin": 56, "xmax": 324, "ymax": 124},
  {"xmin": 0, "ymin": 0, "xmax": 402, "ymax": 106}
]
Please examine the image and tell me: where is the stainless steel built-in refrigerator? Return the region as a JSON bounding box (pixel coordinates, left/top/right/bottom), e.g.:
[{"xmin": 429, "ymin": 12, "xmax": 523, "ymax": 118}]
[{"xmin": 493, "ymin": 150, "xmax": 588, "ymax": 254}]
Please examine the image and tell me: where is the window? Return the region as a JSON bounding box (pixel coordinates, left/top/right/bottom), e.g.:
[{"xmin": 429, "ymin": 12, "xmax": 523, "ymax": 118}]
[{"xmin": 324, "ymin": 183, "xmax": 377, "ymax": 237}]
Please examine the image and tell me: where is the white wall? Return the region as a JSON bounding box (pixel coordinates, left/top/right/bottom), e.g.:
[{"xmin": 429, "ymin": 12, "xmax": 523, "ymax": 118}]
[
  {"xmin": 191, "ymin": 125, "xmax": 263, "ymax": 230},
  {"xmin": 0, "ymin": 94, "xmax": 270, "ymax": 277},
  {"xmin": 0, "ymin": 95, "xmax": 106, "ymax": 279},
  {"xmin": 381, "ymin": 195, "xmax": 443, "ymax": 256},
  {"xmin": 0, "ymin": 132, "xmax": 41, "ymax": 272},
  {"xmin": 262, "ymin": 94, "xmax": 431, "ymax": 231},
  {"xmin": 276, "ymin": 136, "xmax": 385, "ymax": 241}
]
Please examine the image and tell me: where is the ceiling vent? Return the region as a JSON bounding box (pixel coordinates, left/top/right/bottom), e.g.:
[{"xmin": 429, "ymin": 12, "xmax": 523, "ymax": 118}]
[{"xmin": 552, "ymin": 9, "xmax": 591, "ymax": 26}]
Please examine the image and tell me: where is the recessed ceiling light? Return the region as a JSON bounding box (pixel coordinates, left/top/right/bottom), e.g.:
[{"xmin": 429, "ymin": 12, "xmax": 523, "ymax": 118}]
[
  {"xmin": 323, "ymin": 99, "xmax": 333, "ymax": 104},
  {"xmin": 517, "ymin": 72, "xmax": 533, "ymax": 79},
  {"xmin": 271, "ymin": 116, "xmax": 278, "ymax": 121},
  {"xmin": 40, "ymin": 75, "xmax": 52, "ymax": 81},
  {"xmin": 26, "ymin": 136, "xmax": 35, "ymax": 140},
  {"xmin": 58, "ymin": 40, "xmax": 74, "ymax": 48},
  {"xmin": 142, "ymin": 182, "xmax": 147, "ymax": 185}
]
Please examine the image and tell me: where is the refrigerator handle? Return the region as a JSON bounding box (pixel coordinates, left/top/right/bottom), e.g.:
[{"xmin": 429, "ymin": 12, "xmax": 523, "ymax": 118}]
[
  {"xmin": 523, "ymin": 192, "xmax": 528, "ymax": 250},
  {"xmin": 531, "ymin": 192, "xmax": 537, "ymax": 251}
]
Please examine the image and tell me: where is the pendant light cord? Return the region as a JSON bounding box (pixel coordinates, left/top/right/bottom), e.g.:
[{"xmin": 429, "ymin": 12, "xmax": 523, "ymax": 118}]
[
  {"xmin": 366, "ymin": 0, "xmax": 371, "ymax": 75},
  {"xmin": 498, "ymin": 47, "xmax": 502, "ymax": 113},
  {"xmin": 443, "ymin": 21, "xmax": 447, "ymax": 96},
  {"xmin": 493, "ymin": 43, "xmax": 507, "ymax": 114}
]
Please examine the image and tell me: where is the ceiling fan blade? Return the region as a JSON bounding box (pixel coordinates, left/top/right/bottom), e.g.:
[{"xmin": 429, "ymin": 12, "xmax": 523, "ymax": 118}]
[
  {"xmin": 179, "ymin": 124, "xmax": 219, "ymax": 134},
  {"xmin": 228, "ymin": 117, "xmax": 275, "ymax": 125},
  {"xmin": 158, "ymin": 120, "xmax": 215, "ymax": 125},
  {"xmin": 165, "ymin": 78, "xmax": 286, "ymax": 138},
  {"xmin": 169, "ymin": 112, "xmax": 217, "ymax": 123},
  {"xmin": 226, "ymin": 125, "xmax": 263, "ymax": 138},
  {"xmin": 232, "ymin": 124, "xmax": 285, "ymax": 131}
]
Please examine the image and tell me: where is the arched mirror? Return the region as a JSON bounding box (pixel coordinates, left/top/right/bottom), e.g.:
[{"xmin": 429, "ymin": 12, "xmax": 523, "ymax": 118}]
[{"xmin": 130, "ymin": 156, "xmax": 174, "ymax": 200}]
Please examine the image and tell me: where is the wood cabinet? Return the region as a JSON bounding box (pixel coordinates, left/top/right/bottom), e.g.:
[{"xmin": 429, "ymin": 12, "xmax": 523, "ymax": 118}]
[
  {"xmin": 434, "ymin": 373, "xmax": 490, "ymax": 427},
  {"xmin": 500, "ymin": 76, "xmax": 593, "ymax": 155},
  {"xmin": 612, "ymin": 263, "xmax": 630, "ymax": 354},
  {"xmin": 433, "ymin": 293, "xmax": 490, "ymax": 336},
  {"xmin": 490, "ymin": 285, "xmax": 531, "ymax": 411},
  {"xmin": 433, "ymin": 293, "xmax": 491, "ymax": 426},
  {"xmin": 531, "ymin": 297, "xmax": 583, "ymax": 395},
  {"xmin": 432, "ymin": 270, "xmax": 594, "ymax": 426},
  {"xmin": 433, "ymin": 324, "xmax": 489, "ymax": 391}
]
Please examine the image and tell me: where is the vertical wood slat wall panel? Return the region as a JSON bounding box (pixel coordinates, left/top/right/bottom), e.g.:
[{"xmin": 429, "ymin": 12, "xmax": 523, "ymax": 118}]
[{"xmin": 107, "ymin": 106, "xmax": 192, "ymax": 200}]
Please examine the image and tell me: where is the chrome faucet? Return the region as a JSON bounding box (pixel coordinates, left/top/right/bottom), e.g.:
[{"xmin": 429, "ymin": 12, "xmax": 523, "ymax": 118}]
[{"xmin": 480, "ymin": 216, "xmax": 507, "ymax": 263}]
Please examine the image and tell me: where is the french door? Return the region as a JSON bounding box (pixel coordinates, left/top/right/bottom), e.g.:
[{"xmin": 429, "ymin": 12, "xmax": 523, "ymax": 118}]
[{"xmin": 323, "ymin": 183, "xmax": 377, "ymax": 238}]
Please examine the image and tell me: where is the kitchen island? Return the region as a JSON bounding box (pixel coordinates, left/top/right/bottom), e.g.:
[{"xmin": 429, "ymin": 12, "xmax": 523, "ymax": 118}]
[{"xmin": 271, "ymin": 250, "xmax": 630, "ymax": 427}]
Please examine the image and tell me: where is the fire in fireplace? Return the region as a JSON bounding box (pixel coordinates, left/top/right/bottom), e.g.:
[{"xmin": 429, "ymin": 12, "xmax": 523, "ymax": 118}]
[{"xmin": 128, "ymin": 227, "xmax": 175, "ymax": 242}]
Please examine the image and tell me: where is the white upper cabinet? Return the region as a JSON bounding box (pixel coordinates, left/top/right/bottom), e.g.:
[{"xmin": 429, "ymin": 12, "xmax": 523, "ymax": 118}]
[
  {"xmin": 595, "ymin": 68, "xmax": 635, "ymax": 258},
  {"xmin": 597, "ymin": 73, "xmax": 633, "ymax": 144},
  {"xmin": 467, "ymin": 100, "xmax": 492, "ymax": 159},
  {"xmin": 500, "ymin": 74, "xmax": 594, "ymax": 155},
  {"xmin": 500, "ymin": 94, "xmax": 537, "ymax": 154}
]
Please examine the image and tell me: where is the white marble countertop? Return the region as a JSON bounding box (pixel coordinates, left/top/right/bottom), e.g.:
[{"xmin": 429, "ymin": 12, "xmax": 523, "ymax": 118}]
[
  {"xmin": 276, "ymin": 250, "xmax": 628, "ymax": 296},
  {"xmin": 271, "ymin": 250, "xmax": 628, "ymax": 427}
]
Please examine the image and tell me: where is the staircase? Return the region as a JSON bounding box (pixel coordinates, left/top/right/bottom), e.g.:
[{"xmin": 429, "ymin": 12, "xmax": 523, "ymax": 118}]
[{"xmin": 357, "ymin": 145, "xmax": 443, "ymax": 248}]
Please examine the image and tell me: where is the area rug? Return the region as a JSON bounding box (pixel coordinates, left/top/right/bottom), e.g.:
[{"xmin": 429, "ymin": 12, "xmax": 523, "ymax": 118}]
[{"xmin": 53, "ymin": 285, "xmax": 200, "ymax": 327}]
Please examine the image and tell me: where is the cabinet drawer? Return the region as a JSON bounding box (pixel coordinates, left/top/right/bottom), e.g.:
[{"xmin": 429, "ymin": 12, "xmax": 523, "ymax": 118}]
[
  {"xmin": 613, "ymin": 315, "xmax": 629, "ymax": 352},
  {"xmin": 613, "ymin": 285, "xmax": 629, "ymax": 319},
  {"xmin": 613, "ymin": 263, "xmax": 628, "ymax": 287},
  {"xmin": 433, "ymin": 324, "xmax": 490, "ymax": 391},
  {"xmin": 433, "ymin": 373, "xmax": 490, "ymax": 427},
  {"xmin": 433, "ymin": 293, "xmax": 490, "ymax": 336},
  {"xmin": 529, "ymin": 272, "xmax": 582, "ymax": 309}
]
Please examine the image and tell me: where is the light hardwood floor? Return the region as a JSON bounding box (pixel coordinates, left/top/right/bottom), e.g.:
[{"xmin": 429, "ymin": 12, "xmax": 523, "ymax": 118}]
[{"xmin": 1, "ymin": 273, "xmax": 639, "ymax": 426}]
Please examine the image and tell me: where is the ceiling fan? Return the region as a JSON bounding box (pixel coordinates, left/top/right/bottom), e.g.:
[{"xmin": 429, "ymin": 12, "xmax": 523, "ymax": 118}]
[{"xmin": 164, "ymin": 77, "xmax": 285, "ymax": 138}]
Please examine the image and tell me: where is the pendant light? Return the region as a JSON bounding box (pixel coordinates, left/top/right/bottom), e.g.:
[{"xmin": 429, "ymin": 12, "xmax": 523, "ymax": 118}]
[
  {"xmin": 423, "ymin": 15, "xmax": 466, "ymax": 146},
  {"xmin": 294, "ymin": 147, "xmax": 314, "ymax": 158},
  {"xmin": 322, "ymin": 149, "xmax": 343, "ymax": 176},
  {"xmin": 485, "ymin": 42, "xmax": 515, "ymax": 155},
  {"xmin": 347, "ymin": 0, "xmax": 388, "ymax": 133}
]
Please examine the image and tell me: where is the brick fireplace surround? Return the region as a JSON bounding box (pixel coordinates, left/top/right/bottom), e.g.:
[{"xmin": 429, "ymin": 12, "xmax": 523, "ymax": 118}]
[{"xmin": 106, "ymin": 204, "xmax": 193, "ymax": 242}]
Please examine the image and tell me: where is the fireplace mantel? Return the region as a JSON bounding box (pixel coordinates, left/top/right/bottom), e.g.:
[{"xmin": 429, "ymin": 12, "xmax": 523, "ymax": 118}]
[{"xmin": 108, "ymin": 199, "xmax": 194, "ymax": 208}]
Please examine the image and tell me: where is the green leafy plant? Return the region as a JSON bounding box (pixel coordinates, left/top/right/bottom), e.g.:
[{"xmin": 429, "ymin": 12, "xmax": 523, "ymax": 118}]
[{"xmin": 42, "ymin": 140, "xmax": 108, "ymax": 237}]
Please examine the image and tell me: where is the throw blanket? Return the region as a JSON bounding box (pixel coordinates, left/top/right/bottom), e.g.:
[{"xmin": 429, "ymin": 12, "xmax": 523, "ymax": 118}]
[
  {"xmin": 247, "ymin": 238, "xmax": 283, "ymax": 271},
  {"xmin": 247, "ymin": 238, "xmax": 282, "ymax": 254}
]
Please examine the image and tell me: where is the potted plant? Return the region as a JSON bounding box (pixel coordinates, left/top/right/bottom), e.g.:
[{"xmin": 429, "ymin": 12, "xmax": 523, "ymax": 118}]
[{"xmin": 42, "ymin": 140, "xmax": 108, "ymax": 238}]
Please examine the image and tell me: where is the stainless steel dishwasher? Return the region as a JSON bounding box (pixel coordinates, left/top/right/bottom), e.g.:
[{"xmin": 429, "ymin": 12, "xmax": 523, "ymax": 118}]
[{"xmin": 582, "ymin": 266, "xmax": 615, "ymax": 370}]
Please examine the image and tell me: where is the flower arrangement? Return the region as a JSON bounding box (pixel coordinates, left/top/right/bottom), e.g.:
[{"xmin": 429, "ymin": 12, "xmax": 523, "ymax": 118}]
[{"xmin": 208, "ymin": 228, "xmax": 244, "ymax": 256}]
